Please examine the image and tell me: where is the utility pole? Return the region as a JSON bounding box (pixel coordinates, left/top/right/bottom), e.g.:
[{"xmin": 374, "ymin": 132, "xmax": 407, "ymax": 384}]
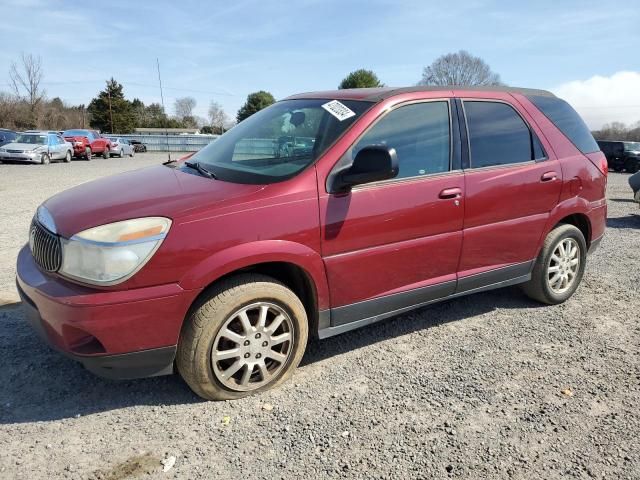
[{"xmin": 108, "ymin": 90, "xmax": 114, "ymax": 133}]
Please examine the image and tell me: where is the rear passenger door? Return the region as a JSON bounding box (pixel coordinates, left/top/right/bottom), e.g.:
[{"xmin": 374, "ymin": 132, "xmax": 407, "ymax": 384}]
[
  {"xmin": 457, "ymin": 96, "xmax": 562, "ymax": 289},
  {"xmin": 48, "ymin": 135, "xmax": 61, "ymax": 159}
]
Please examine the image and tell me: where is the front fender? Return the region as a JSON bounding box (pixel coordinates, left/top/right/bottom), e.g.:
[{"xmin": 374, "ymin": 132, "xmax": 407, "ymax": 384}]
[{"xmin": 178, "ymin": 240, "xmax": 330, "ymax": 310}]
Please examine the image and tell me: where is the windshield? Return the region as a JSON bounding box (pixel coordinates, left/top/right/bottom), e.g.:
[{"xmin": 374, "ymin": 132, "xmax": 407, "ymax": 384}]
[
  {"xmin": 624, "ymin": 142, "xmax": 640, "ymax": 151},
  {"xmin": 183, "ymin": 99, "xmax": 372, "ymax": 184},
  {"xmin": 63, "ymin": 129, "xmax": 89, "ymax": 136},
  {"xmin": 15, "ymin": 134, "xmax": 46, "ymax": 145}
]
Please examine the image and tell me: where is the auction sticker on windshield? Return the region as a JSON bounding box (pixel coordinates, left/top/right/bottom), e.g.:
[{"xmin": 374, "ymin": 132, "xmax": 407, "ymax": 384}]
[{"xmin": 322, "ymin": 100, "xmax": 356, "ymax": 121}]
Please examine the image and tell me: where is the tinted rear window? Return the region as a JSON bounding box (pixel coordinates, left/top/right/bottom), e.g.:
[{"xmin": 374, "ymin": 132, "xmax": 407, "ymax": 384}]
[
  {"xmin": 526, "ymin": 95, "xmax": 599, "ymax": 154},
  {"xmin": 464, "ymin": 101, "xmax": 546, "ymax": 168}
]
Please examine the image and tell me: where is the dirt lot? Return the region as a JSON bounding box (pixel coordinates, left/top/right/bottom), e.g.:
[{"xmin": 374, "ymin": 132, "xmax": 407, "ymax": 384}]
[{"xmin": 0, "ymin": 155, "xmax": 638, "ymax": 479}]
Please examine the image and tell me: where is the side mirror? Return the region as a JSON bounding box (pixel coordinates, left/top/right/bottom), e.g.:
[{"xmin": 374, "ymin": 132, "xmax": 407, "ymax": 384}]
[{"xmin": 331, "ymin": 145, "xmax": 398, "ymax": 192}]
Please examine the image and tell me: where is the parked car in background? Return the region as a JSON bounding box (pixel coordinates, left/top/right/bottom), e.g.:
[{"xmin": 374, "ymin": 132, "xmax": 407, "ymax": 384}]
[
  {"xmin": 0, "ymin": 132, "xmax": 72, "ymax": 164},
  {"xmin": 129, "ymin": 139, "xmax": 147, "ymax": 152},
  {"xmin": 0, "ymin": 128, "xmax": 18, "ymax": 146},
  {"xmin": 62, "ymin": 129, "xmax": 111, "ymax": 160},
  {"xmin": 622, "ymin": 142, "xmax": 640, "ymax": 173},
  {"xmin": 17, "ymin": 86, "xmax": 607, "ymax": 400},
  {"xmin": 597, "ymin": 140, "xmax": 640, "ymax": 173},
  {"xmin": 107, "ymin": 137, "xmax": 135, "ymax": 157}
]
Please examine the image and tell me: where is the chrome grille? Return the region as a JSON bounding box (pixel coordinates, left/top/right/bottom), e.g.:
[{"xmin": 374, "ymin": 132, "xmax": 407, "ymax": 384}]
[
  {"xmin": 29, "ymin": 220, "xmax": 61, "ymax": 272},
  {"xmin": 7, "ymin": 149, "xmax": 24, "ymax": 154}
]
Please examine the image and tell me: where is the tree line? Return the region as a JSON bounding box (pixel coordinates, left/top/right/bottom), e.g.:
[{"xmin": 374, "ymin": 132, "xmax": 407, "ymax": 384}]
[
  {"xmin": 591, "ymin": 122, "xmax": 640, "ymax": 142},
  {"xmin": 3, "ymin": 50, "xmax": 637, "ymax": 139}
]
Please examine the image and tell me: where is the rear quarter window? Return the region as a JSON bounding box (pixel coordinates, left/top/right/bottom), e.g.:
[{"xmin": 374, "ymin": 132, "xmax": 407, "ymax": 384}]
[{"xmin": 526, "ymin": 95, "xmax": 599, "ymax": 154}]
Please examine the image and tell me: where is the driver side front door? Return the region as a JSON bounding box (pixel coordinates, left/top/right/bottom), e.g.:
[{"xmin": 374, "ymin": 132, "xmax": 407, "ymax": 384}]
[{"xmin": 319, "ymin": 99, "xmax": 464, "ymax": 327}]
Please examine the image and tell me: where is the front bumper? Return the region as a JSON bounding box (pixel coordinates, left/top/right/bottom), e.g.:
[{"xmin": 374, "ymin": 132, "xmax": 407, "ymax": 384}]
[
  {"xmin": 16, "ymin": 245, "xmax": 200, "ymax": 379},
  {"xmin": 0, "ymin": 151, "xmax": 41, "ymax": 163}
]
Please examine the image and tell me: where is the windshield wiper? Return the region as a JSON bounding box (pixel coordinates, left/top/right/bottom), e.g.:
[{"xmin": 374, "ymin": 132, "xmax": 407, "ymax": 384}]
[{"xmin": 184, "ymin": 160, "xmax": 217, "ymax": 179}]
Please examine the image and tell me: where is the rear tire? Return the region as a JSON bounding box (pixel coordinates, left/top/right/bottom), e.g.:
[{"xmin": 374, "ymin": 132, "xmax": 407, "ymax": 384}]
[
  {"xmin": 521, "ymin": 224, "xmax": 586, "ymax": 305},
  {"xmin": 177, "ymin": 274, "xmax": 308, "ymax": 401},
  {"xmin": 85, "ymin": 147, "xmax": 92, "ymax": 160},
  {"xmin": 130, "ymin": 150, "xmax": 135, "ymax": 157}
]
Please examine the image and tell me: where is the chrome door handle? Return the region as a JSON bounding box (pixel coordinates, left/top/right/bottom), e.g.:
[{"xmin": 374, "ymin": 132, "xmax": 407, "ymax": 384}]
[{"xmin": 439, "ymin": 187, "xmax": 462, "ymax": 199}]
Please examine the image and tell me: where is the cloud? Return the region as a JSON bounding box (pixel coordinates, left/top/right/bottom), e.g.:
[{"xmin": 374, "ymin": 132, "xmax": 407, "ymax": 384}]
[{"xmin": 552, "ymin": 71, "xmax": 640, "ymax": 129}]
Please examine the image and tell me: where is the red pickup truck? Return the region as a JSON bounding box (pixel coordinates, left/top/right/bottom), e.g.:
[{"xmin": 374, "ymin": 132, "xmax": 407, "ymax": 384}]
[{"xmin": 62, "ymin": 129, "xmax": 111, "ymax": 160}]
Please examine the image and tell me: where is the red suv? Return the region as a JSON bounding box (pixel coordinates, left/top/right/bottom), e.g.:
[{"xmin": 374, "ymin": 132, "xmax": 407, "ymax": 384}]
[{"xmin": 17, "ymin": 86, "xmax": 607, "ymax": 400}]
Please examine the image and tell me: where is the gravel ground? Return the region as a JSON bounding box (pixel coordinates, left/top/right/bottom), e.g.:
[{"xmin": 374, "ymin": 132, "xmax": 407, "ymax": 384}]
[{"xmin": 0, "ymin": 156, "xmax": 638, "ymax": 479}]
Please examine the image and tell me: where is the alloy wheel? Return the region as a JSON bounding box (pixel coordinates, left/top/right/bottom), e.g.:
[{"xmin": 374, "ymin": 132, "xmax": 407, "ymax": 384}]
[
  {"xmin": 211, "ymin": 302, "xmax": 294, "ymax": 392},
  {"xmin": 547, "ymin": 238, "xmax": 580, "ymax": 294}
]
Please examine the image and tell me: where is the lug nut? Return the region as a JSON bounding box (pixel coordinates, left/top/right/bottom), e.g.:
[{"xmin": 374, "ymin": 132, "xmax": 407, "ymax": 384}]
[
  {"xmin": 262, "ymin": 341, "xmax": 268, "ymax": 347},
  {"xmin": 244, "ymin": 353, "xmax": 250, "ymax": 359},
  {"xmin": 255, "ymin": 333, "xmax": 262, "ymax": 339},
  {"xmin": 243, "ymin": 340, "xmax": 250, "ymax": 346},
  {"xmin": 255, "ymin": 353, "xmax": 262, "ymax": 359}
]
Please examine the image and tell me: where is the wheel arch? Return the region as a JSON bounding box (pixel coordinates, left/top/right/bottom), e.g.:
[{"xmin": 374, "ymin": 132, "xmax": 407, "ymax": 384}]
[
  {"xmin": 179, "ymin": 241, "xmax": 330, "ymax": 334},
  {"xmin": 556, "ymin": 213, "xmax": 591, "ymax": 247},
  {"xmin": 187, "ymin": 261, "xmax": 321, "ymax": 336}
]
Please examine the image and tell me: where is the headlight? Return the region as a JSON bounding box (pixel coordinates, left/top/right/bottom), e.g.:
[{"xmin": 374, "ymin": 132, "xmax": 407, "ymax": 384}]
[{"xmin": 59, "ymin": 217, "xmax": 172, "ymax": 285}]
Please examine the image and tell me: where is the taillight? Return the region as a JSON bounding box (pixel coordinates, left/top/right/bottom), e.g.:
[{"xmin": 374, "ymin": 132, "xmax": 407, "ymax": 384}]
[{"xmin": 599, "ymin": 157, "xmax": 608, "ymax": 176}]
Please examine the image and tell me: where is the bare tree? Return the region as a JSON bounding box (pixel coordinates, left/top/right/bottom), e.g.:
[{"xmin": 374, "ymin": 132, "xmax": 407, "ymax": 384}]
[
  {"xmin": 9, "ymin": 53, "xmax": 46, "ymax": 127},
  {"xmin": 208, "ymin": 101, "xmax": 229, "ymax": 133},
  {"xmin": 0, "ymin": 92, "xmax": 21, "ymax": 128},
  {"xmin": 419, "ymin": 50, "xmax": 502, "ymax": 87},
  {"xmin": 174, "ymin": 96, "xmax": 196, "ymax": 119},
  {"xmin": 593, "ymin": 121, "xmax": 640, "ymax": 141}
]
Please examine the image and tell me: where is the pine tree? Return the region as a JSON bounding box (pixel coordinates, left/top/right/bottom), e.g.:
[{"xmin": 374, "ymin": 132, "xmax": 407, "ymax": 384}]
[{"xmin": 87, "ymin": 78, "xmax": 136, "ymax": 133}]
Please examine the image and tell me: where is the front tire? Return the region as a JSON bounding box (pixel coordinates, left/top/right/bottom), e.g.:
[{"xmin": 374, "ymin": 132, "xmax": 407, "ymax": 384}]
[
  {"xmin": 177, "ymin": 274, "xmax": 308, "ymax": 401},
  {"xmin": 64, "ymin": 150, "xmax": 72, "ymax": 163},
  {"xmin": 522, "ymin": 224, "xmax": 587, "ymax": 304},
  {"xmin": 102, "ymin": 148, "xmax": 109, "ymax": 159},
  {"xmin": 40, "ymin": 153, "xmax": 50, "ymax": 165},
  {"xmin": 85, "ymin": 147, "xmax": 92, "ymax": 160}
]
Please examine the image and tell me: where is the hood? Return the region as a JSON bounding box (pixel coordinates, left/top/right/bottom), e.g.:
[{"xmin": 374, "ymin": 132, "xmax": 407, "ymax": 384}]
[
  {"xmin": 44, "ymin": 165, "xmax": 265, "ymax": 237},
  {"xmin": 2, "ymin": 142, "xmax": 46, "ymax": 151}
]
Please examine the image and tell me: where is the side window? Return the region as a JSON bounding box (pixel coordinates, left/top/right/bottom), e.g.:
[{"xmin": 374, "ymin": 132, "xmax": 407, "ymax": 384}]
[
  {"xmin": 526, "ymin": 95, "xmax": 599, "ymax": 154},
  {"xmin": 464, "ymin": 101, "xmax": 545, "ymax": 168},
  {"xmin": 353, "ymin": 101, "xmax": 451, "ymax": 179}
]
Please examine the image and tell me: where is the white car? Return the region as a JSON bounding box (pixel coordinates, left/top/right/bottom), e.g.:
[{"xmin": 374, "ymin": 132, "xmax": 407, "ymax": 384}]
[
  {"xmin": 107, "ymin": 137, "xmax": 135, "ymax": 158},
  {"xmin": 0, "ymin": 132, "xmax": 73, "ymax": 164}
]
